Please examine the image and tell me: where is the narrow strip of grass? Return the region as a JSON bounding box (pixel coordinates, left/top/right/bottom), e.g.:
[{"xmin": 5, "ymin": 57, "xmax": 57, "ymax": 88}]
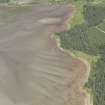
[{"xmin": 68, "ymin": 0, "xmax": 86, "ymax": 28}]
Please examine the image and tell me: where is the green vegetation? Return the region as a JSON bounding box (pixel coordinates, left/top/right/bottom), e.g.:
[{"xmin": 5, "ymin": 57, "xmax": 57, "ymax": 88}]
[
  {"xmin": 71, "ymin": 50, "xmax": 99, "ymax": 64},
  {"xmin": 0, "ymin": 0, "xmax": 71, "ymax": 4},
  {"xmin": 0, "ymin": 0, "xmax": 84, "ymax": 4},
  {"xmin": 32, "ymin": 0, "xmax": 68, "ymax": 4},
  {"xmin": 0, "ymin": 0, "xmax": 9, "ymax": 3},
  {"xmin": 55, "ymin": 0, "xmax": 105, "ymax": 105},
  {"xmin": 25, "ymin": 0, "xmax": 83, "ymax": 4},
  {"xmin": 69, "ymin": 0, "xmax": 86, "ymax": 28}
]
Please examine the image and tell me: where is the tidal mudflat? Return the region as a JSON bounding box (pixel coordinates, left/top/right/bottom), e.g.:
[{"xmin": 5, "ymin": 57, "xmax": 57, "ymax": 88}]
[{"xmin": 0, "ymin": 5, "xmax": 87, "ymax": 105}]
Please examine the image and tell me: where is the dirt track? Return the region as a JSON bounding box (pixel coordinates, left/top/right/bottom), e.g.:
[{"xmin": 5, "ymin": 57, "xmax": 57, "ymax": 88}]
[{"xmin": 0, "ymin": 5, "xmax": 87, "ymax": 105}]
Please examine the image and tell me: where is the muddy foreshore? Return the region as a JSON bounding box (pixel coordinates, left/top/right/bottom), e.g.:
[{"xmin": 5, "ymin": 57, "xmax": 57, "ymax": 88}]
[
  {"xmin": 0, "ymin": 4, "xmax": 92, "ymax": 105},
  {"xmin": 52, "ymin": 5, "xmax": 92, "ymax": 105}
]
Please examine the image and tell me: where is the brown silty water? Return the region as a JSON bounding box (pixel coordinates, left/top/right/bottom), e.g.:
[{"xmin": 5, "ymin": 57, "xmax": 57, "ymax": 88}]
[{"xmin": 0, "ymin": 5, "xmax": 87, "ymax": 105}]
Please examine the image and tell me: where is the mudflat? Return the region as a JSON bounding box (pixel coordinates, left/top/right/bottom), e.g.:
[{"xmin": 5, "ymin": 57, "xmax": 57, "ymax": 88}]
[{"xmin": 0, "ymin": 5, "xmax": 87, "ymax": 105}]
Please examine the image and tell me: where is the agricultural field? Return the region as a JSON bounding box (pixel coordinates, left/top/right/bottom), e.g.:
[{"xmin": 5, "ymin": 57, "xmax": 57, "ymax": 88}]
[{"xmin": 56, "ymin": 1, "xmax": 105, "ymax": 105}]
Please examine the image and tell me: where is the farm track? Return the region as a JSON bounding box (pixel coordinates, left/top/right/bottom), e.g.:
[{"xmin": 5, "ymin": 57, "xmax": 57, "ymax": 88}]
[{"xmin": 0, "ymin": 5, "xmax": 87, "ymax": 105}]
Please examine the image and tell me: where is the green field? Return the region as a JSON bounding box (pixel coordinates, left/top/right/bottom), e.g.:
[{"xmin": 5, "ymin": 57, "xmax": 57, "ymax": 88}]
[
  {"xmin": 55, "ymin": 0, "xmax": 105, "ymax": 105},
  {"xmin": 32, "ymin": 0, "xmax": 70, "ymax": 4}
]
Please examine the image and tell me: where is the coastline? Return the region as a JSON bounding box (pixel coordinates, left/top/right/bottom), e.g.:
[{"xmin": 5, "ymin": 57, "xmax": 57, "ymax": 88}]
[
  {"xmin": 0, "ymin": 3, "xmax": 93, "ymax": 105},
  {"xmin": 52, "ymin": 35, "xmax": 93, "ymax": 105},
  {"xmin": 52, "ymin": 28, "xmax": 93, "ymax": 105}
]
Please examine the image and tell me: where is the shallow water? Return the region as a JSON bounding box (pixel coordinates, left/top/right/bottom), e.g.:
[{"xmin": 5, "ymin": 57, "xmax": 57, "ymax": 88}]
[{"xmin": 0, "ymin": 5, "xmax": 87, "ymax": 105}]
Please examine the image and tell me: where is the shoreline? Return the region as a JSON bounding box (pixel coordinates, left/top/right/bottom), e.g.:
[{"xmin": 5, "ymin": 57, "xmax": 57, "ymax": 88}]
[
  {"xmin": 0, "ymin": 3, "xmax": 93, "ymax": 105},
  {"xmin": 53, "ymin": 34, "xmax": 92, "ymax": 105},
  {"xmin": 52, "ymin": 15, "xmax": 93, "ymax": 105}
]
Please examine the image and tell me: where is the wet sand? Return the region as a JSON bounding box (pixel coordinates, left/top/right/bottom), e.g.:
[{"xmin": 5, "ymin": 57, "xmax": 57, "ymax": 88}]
[{"xmin": 0, "ymin": 5, "xmax": 88, "ymax": 105}]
